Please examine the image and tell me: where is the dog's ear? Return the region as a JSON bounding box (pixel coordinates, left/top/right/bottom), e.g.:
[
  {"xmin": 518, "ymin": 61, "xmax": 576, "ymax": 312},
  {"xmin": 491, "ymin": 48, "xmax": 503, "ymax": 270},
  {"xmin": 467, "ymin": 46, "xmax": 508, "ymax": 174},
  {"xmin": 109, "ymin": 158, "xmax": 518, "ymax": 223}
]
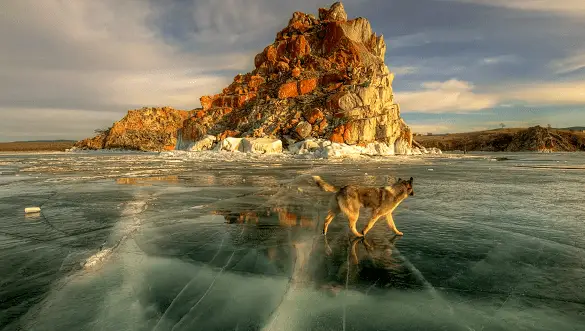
[{"xmin": 410, "ymin": 177, "xmax": 413, "ymax": 182}]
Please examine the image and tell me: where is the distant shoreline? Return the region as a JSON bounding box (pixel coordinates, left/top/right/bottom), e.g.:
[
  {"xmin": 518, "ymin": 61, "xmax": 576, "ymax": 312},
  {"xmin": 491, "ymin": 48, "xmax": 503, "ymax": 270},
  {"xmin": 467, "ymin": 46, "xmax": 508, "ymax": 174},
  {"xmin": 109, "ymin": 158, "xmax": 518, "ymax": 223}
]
[
  {"xmin": 415, "ymin": 126, "xmax": 585, "ymax": 152},
  {"xmin": 0, "ymin": 141, "xmax": 75, "ymax": 152}
]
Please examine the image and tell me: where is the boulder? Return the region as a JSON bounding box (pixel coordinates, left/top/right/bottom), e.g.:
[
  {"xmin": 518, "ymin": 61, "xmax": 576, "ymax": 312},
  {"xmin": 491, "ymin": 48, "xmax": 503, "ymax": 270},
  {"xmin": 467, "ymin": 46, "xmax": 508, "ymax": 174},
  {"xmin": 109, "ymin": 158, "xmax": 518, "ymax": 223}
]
[{"xmin": 295, "ymin": 121, "xmax": 313, "ymax": 139}]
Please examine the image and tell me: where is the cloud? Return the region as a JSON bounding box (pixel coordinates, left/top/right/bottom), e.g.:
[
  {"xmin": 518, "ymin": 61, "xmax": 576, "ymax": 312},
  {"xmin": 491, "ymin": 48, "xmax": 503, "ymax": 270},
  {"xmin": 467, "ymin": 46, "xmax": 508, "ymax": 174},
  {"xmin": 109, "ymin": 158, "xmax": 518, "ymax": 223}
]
[
  {"xmin": 0, "ymin": 0, "xmax": 265, "ymax": 140},
  {"xmin": 392, "ymin": 66, "xmax": 419, "ymax": 76},
  {"xmin": 396, "ymin": 79, "xmax": 499, "ymax": 113},
  {"xmin": 550, "ymin": 52, "xmax": 585, "ymax": 75},
  {"xmin": 397, "ymin": 77, "xmax": 585, "ymax": 114},
  {"xmin": 441, "ymin": 0, "xmax": 585, "ymax": 16},
  {"xmin": 496, "ymin": 81, "xmax": 585, "ymax": 105},
  {"xmin": 409, "ymin": 124, "xmax": 454, "ymax": 134},
  {"xmin": 479, "ymin": 55, "xmax": 519, "ymax": 65}
]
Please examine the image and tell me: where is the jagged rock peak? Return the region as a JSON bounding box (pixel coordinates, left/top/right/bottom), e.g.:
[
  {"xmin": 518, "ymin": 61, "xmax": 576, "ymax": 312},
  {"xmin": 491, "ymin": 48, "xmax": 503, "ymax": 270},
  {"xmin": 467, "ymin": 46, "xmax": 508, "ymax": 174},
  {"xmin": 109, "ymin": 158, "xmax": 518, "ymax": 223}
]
[{"xmin": 319, "ymin": 2, "xmax": 348, "ymax": 22}]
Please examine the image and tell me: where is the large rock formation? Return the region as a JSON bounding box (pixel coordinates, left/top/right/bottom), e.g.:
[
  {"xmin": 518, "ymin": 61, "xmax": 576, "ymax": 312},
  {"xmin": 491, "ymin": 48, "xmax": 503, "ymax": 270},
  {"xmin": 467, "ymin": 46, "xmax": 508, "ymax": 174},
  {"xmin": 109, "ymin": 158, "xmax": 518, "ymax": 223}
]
[
  {"xmin": 76, "ymin": 2, "xmax": 413, "ymax": 153},
  {"xmin": 75, "ymin": 107, "xmax": 192, "ymax": 151},
  {"xmin": 180, "ymin": 2, "xmax": 412, "ymax": 149}
]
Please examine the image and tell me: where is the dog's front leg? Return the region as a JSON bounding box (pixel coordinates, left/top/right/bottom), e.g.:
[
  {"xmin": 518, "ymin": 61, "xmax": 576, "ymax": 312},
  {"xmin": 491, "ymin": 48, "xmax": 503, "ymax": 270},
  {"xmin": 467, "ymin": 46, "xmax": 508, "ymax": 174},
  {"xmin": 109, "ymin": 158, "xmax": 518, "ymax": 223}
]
[
  {"xmin": 385, "ymin": 214, "xmax": 403, "ymax": 236},
  {"xmin": 361, "ymin": 215, "xmax": 381, "ymax": 236},
  {"xmin": 349, "ymin": 214, "xmax": 363, "ymax": 237}
]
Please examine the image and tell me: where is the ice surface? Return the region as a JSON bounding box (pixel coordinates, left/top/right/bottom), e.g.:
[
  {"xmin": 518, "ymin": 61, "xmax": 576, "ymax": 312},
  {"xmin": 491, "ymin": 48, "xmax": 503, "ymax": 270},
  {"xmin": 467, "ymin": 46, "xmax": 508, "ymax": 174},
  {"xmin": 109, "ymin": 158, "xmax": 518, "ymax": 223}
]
[{"xmin": 1, "ymin": 151, "xmax": 585, "ymax": 330}]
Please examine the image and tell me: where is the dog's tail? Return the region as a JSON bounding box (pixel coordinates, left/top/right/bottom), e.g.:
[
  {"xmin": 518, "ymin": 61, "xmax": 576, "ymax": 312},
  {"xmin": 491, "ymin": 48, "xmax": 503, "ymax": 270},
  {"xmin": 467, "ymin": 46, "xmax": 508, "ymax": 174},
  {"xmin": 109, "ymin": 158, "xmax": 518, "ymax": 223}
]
[{"xmin": 312, "ymin": 176, "xmax": 338, "ymax": 193}]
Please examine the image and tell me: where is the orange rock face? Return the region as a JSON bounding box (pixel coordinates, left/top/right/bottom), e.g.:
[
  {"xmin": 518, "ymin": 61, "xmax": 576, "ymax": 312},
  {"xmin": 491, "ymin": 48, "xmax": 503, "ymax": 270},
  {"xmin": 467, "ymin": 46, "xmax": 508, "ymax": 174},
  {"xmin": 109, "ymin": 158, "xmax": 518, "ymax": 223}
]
[
  {"xmin": 76, "ymin": 107, "xmax": 191, "ymax": 151},
  {"xmin": 74, "ymin": 134, "xmax": 107, "ymax": 150},
  {"xmin": 291, "ymin": 67, "xmax": 301, "ymax": 78},
  {"xmin": 299, "ymin": 78, "xmax": 318, "ymax": 95},
  {"xmin": 304, "ymin": 108, "xmax": 324, "ymax": 124},
  {"xmin": 288, "ymin": 35, "xmax": 311, "ymax": 59},
  {"xmin": 329, "ymin": 132, "xmax": 344, "ymax": 144},
  {"xmin": 278, "ymin": 82, "xmax": 299, "ymax": 99},
  {"xmin": 218, "ymin": 129, "xmax": 240, "ymax": 140}
]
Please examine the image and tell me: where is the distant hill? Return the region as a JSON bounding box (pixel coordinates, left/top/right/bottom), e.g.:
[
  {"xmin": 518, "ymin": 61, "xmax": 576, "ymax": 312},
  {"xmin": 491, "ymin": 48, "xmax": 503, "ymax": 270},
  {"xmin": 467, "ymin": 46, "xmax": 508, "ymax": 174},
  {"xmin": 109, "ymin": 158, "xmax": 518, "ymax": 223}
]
[
  {"xmin": 8, "ymin": 140, "xmax": 77, "ymax": 143},
  {"xmin": 562, "ymin": 126, "xmax": 585, "ymax": 131},
  {"xmin": 416, "ymin": 126, "xmax": 585, "ymax": 152},
  {"xmin": 0, "ymin": 141, "xmax": 75, "ymax": 152}
]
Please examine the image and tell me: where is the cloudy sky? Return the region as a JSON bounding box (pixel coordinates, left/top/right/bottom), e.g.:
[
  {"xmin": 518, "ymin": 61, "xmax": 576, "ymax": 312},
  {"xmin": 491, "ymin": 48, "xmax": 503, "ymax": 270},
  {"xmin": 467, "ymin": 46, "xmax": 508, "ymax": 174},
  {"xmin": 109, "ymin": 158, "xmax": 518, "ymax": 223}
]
[{"xmin": 1, "ymin": 0, "xmax": 584, "ymax": 141}]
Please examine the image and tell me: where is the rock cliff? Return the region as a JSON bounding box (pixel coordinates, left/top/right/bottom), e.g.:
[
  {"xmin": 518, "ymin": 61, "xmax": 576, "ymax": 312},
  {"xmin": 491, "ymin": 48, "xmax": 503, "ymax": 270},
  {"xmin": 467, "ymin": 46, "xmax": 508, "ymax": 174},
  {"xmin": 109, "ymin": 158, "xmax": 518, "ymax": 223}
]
[
  {"xmin": 75, "ymin": 107, "xmax": 192, "ymax": 151},
  {"xmin": 76, "ymin": 2, "xmax": 413, "ymax": 153}
]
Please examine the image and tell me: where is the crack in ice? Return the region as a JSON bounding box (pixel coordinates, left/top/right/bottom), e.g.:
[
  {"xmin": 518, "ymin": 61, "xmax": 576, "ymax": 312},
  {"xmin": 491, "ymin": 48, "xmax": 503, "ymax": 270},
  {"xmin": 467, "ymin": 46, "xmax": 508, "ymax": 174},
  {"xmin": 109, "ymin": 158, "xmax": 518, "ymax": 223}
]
[
  {"xmin": 152, "ymin": 234, "xmax": 228, "ymax": 331},
  {"xmin": 170, "ymin": 250, "xmax": 237, "ymax": 331},
  {"xmin": 168, "ymin": 224, "xmax": 245, "ymax": 331}
]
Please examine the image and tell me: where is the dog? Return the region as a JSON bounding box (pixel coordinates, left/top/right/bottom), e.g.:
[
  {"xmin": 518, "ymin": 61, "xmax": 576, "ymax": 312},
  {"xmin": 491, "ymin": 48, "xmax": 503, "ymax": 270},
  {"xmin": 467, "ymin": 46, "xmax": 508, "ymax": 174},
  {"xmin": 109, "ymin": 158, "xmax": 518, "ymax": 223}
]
[{"xmin": 312, "ymin": 176, "xmax": 415, "ymax": 237}]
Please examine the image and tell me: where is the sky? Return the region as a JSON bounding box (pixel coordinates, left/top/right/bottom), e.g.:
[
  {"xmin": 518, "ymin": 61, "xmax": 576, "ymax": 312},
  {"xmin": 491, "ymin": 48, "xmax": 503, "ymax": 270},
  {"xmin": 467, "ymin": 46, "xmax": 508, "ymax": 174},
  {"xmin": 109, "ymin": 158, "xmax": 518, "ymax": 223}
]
[{"xmin": 0, "ymin": 0, "xmax": 584, "ymax": 141}]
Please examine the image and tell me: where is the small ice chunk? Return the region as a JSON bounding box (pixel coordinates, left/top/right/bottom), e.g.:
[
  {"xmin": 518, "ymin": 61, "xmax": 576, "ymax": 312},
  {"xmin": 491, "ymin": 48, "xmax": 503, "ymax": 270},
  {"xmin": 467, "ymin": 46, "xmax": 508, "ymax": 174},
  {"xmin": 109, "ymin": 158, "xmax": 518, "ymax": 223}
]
[{"xmin": 24, "ymin": 207, "xmax": 41, "ymax": 214}]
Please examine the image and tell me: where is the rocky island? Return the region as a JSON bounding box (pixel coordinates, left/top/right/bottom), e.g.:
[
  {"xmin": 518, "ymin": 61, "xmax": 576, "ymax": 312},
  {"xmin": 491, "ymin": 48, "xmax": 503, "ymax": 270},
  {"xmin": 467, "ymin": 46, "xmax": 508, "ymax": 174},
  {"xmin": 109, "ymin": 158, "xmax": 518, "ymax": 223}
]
[{"xmin": 74, "ymin": 2, "xmax": 438, "ymax": 158}]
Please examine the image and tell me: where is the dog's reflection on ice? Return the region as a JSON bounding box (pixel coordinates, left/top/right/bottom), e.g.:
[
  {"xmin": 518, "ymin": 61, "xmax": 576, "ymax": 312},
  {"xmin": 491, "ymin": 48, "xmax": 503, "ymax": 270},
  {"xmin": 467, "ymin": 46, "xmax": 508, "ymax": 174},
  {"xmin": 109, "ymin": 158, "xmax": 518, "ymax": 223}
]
[
  {"xmin": 317, "ymin": 233, "xmax": 406, "ymax": 296},
  {"xmin": 214, "ymin": 205, "xmax": 422, "ymax": 294}
]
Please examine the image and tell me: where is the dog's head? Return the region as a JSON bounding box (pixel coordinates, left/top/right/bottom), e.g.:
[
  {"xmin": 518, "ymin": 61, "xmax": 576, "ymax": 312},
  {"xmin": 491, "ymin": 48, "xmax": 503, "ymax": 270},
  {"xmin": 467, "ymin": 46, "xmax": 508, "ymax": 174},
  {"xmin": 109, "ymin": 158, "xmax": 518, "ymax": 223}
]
[{"xmin": 397, "ymin": 177, "xmax": 415, "ymax": 196}]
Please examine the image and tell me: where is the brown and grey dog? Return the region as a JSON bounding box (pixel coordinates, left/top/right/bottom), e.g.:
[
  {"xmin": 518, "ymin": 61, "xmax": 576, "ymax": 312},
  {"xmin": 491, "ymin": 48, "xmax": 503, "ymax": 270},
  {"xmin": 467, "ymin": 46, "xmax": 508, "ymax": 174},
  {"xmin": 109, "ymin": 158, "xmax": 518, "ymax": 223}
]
[{"xmin": 312, "ymin": 176, "xmax": 415, "ymax": 237}]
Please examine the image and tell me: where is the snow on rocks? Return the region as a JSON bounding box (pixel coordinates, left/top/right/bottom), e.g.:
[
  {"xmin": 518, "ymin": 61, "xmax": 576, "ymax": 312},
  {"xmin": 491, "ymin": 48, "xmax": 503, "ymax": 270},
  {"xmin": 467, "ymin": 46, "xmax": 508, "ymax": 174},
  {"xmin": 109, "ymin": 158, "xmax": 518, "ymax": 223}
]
[
  {"xmin": 171, "ymin": 136, "xmax": 441, "ymax": 159},
  {"xmin": 213, "ymin": 137, "xmax": 244, "ymax": 152},
  {"xmin": 187, "ymin": 135, "xmax": 216, "ymax": 151},
  {"xmin": 394, "ymin": 137, "xmax": 412, "ymax": 155},
  {"xmin": 241, "ymin": 138, "xmax": 283, "ymax": 154},
  {"xmin": 289, "ymin": 139, "xmax": 396, "ymax": 158}
]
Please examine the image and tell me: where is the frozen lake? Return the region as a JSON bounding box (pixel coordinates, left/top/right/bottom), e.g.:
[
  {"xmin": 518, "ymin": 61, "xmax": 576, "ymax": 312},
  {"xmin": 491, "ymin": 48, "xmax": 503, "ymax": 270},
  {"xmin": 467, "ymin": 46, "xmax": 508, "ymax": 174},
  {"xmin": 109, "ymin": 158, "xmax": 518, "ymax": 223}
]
[{"xmin": 1, "ymin": 151, "xmax": 584, "ymax": 330}]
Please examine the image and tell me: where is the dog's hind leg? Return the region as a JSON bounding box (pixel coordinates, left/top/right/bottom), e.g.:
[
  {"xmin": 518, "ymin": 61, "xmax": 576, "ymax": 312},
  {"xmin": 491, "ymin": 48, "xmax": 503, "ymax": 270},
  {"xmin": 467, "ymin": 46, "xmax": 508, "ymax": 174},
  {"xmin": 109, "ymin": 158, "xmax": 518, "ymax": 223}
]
[
  {"xmin": 385, "ymin": 214, "xmax": 403, "ymax": 236},
  {"xmin": 322, "ymin": 209, "xmax": 337, "ymax": 235},
  {"xmin": 361, "ymin": 214, "xmax": 382, "ymax": 236}
]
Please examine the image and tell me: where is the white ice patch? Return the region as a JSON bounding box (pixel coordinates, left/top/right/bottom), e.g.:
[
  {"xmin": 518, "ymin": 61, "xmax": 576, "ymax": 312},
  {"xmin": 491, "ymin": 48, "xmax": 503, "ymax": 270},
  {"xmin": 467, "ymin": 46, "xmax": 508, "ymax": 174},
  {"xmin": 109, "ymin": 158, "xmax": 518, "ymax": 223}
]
[
  {"xmin": 394, "ymin": 137, "xmax": 412, "ymax": 155},
  {"xmin": 162, "ymin": 138, "xmax": 442, "ymax": 160},
  {"xmin": 187, "ymin": 135, "xmax": 216, "ymax": 152},
  {"xmin": 214, "ymin": 137, "xmax": 244, "ymax": 152},
  {"xmin": 241, "ymin": 138, "xmax": 283, "ymax": 154},
  {"xmin": 290, "ymin": 139, "xmax": 397, "ymax": 159},
  {"xmin": 81, "ymin": 193, "xmax": 150, "ymax": 270}
]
